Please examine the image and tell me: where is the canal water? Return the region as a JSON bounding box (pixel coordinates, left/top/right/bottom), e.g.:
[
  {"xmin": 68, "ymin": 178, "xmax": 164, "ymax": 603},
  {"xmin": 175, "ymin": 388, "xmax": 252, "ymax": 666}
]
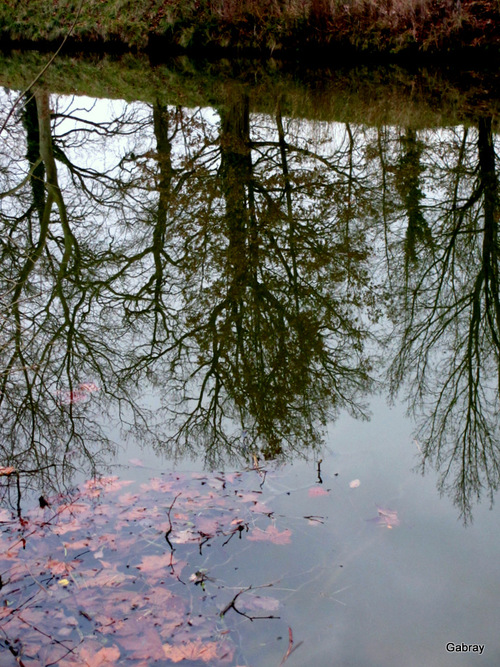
[{"xmin": 0, "ymin": 53, "xmax": 499, "ymax": 666}]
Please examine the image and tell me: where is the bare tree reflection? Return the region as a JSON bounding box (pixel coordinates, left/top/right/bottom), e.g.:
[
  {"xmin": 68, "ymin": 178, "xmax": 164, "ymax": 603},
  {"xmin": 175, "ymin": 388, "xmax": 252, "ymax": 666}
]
[
  {"xmin": 394, "ymin": 128, "xmax": 433, "ymax": 270},
  {"xmin": 388, "ymin": 117, "xmax": 500, "ymax": 520},
  {"xmin": 0, "ymin": 87, "xmax": 379, "ymax": 494},
  {"xmin": 117, "ymin": 93, "xmax": 378, "ymax": 465},
  {"xmin": 0, "ymin": 89, "xmax": 148, "ymax": 505},
  {"xmin": 7, "ymin": 82, "xmax": 500, "ymax": 521}
]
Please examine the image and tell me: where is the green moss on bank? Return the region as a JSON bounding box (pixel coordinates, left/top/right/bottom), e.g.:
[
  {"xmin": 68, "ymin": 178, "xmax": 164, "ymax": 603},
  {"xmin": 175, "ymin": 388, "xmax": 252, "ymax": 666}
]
[{"xmin": 0, "ymin": 0, "xmax": 499, "ymax": 58}]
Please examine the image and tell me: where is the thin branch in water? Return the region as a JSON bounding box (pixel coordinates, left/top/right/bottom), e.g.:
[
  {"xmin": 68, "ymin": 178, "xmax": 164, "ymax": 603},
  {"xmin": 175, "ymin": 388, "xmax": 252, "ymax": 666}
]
[
  {"xmin": 219, "ymin": 584, "xmax": 280, "ymax": 621},
  {"xmin": 279, "ymin": 626, "xmax": 304, "ymax": 666},
  {"xmin": 165, "ymin": 492, "xmax": 181, "ymax": 552}
]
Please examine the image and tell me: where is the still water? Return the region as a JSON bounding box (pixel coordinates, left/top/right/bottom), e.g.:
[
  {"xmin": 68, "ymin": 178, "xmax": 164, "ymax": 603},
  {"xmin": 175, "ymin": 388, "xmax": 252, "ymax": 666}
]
[{"xmin": 0, "ymin": 54, "xmax": 499, "ymax": 666}]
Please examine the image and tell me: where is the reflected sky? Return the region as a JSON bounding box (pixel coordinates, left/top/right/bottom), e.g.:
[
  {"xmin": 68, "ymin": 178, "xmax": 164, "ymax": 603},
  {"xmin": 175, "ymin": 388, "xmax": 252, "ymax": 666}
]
[{"xmin": 1, "ymin": 83, "xmax": 499, "ymax": 518}]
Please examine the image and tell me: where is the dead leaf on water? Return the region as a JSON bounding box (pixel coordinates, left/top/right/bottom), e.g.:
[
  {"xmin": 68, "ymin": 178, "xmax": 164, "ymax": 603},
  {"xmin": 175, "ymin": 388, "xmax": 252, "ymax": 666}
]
[
  {"xmin": 308, "ymin": 486, "xmax": 329, "ymax": 497},
  {"xmin": 367, "ymin": 506, "xmax": 400, "ymax": 528},
  {"xmin": 79, "ymin": 643, "xmax": 120, "ymax": 667},
  {"xmin": 162, "ymin": 639, "xmax": 233, "ymax": 663},
  {"xmin": 247, "ymin": 525, "xmax": 292, "ymax": 544}
]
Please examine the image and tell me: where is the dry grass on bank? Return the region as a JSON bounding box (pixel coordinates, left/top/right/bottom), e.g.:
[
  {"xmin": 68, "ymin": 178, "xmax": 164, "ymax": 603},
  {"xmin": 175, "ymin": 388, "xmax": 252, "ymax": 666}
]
[{"xmin": 0, "ymin": 0, "xmax": 498, "ymax": 55}]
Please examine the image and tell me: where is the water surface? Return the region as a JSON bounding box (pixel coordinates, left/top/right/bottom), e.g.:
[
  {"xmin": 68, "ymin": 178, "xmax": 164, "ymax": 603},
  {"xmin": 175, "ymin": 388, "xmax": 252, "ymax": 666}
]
[{"xmin": 0, "ymin": 55, "xmax": 499, "ymax": 666}]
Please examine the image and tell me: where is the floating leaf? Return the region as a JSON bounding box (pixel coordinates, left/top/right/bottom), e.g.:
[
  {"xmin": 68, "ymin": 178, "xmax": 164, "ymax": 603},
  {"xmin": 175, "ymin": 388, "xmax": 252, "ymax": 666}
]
[
  {"xmin": 0, "ymin": 466, "xmax": 16, "ymax": 476},
  {"xmin": 47, "ymin": 558, "xmax": 79, "ymax": 575},
  {"xmin": 136, "ymin": 553, "xmax": 185, "ymax": 576},
  {"xmin": 249, "ymin": 501, "xmax": 272, "ymax": 514},
  {"xmin": 114, "ymin": 620, "xmax": 167, "ymax": 661},
  {"xmin": 162, "ymin": 640, "xmax": 233, "ymax": 663},
  {"xmin": 78, "ymin": 382, "xmax": 100, "ymax": 393},
  {"xmin": 349, "ymin": 479, "xmax": 361, "ymax": 488},
  {"xmin": 79, "ymin": 643, "xmax": 120, "ymax": 667},
  {"xmin": 241, "ymin": 594, "xmax": 280, "ymax": 612},
  {"xmin": 83, "ymin": 476, "xmax": 133, "ymax": 496},
  {"xmin": 56, "ymin": 382, "xmax": 100, "ymax": 405},
  {"xmin": 56, "ymin": 389, "xmax": 91, "ymax": 405},
  {"xmin": 367, "ymin": 506, "xmax": 400, "ymax": 528},
  {"xmin": 0, "ymin": 465, "xmax": 312, "ymax": 664},
  {"xmin": 128, "ymin": 458, "xmax": 145, "ymax": 467},
  {"xmin": 247, "ymin": 525, "xmax": 292, "ymax": 544},
  {"xmin": 308, "ymin": 486, "xmax": 329, "ymax": 497}
]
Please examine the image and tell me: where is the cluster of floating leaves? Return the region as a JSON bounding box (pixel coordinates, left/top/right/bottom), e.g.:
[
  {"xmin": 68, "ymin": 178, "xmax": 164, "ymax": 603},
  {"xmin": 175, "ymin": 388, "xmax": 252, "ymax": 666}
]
[
  {"xmin": 0, "ymin": 466, "xmax": 304, "ymax": 666},
  {"xmin": 0, "ymin": 464, "xmax": 399, "ymax": 665}
]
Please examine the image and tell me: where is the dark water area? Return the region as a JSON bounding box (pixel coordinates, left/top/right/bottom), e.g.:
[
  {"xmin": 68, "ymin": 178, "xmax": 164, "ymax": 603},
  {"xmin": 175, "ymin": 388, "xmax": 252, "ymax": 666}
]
[{"xmin": 0, "ymin": 53, "xmax": 499, "ymax": 666}]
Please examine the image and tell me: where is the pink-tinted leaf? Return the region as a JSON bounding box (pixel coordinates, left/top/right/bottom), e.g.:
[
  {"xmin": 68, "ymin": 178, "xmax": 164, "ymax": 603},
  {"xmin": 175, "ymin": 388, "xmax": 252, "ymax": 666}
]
[
  {"xmin": 247, "ymin": 525, "xmax": 292, "ymax": 544},
  {"xmin": 171, "ymin": 528, "xmax": 198, "ymax": 544},
  {"xmin": 142, "ymin": 477, "xmax": 179, "ymax": 492},
  {"xmin": 162, "ymin": 640, "xmax": 233, "ymax": 663},
  {"xmin": 368, "ymin": 506, "xmax": 400, "ymax": 528},
  {"xmin": 308, "ymin": 487, "xmax": 329, "ymax": 497},
  {"xmin": 241, "ymin": 595, "xmax": 280, "ymax": 612},
  {"xmin": 349, "ymin": 479, "xmax": 361, "ymax": 488},
  {"xmin": 196, "ymin": 517, "xmax": 220, "ymax": 534},
  {"xmin": 79, "ymin": 643, "xmax": 120, "ymax": 667},
  {"xmin": 79, "ymin": 382, "xmax": 100, "ymax": 393},
  {"xmin": 114, "ymin": 620, "xmax": 166, "ymax": 661},
  {"xmin": 83, "ymin": 477, "xmax": 133, "ymax": 496},
  {"xmin": 46, "ymin": 558, "xmax": 80, "ymax": 575},
  {"xmin": 81, "ymin": 568, "xmax": 131, "ymax": 588},
  {"xmin": 117, "ymin": 491, "xmax": 140, "ymax": 506},
  {"xmin": 136, "ymin": 553, "xmax": 185, "ymax": 575},
  {"xmin": 249, "ymin": 501, "xmax": 272, "ymax": 514},
  {"xmin": 56, "ymin": 389, "xmax": 91, "ymax": 405},
  {"xmin": 128, "ymin": 458, "xmax": 145, "ymax": 467},
  {"xmin": 0, "ymin": 466, "xmax": 16, "ymax": 476},
  {"xmin": 56, "ymin": 382, "xmax": 99, "ymax": 405},
  {"xmin": 0, "ymin": 465, "xmax": 314, "ymax": 664},
  {"xmin": 0, "ymin": 507, "xmax": 12, "ymax": 521},
  {"xmin": 52, "ymin": 517, "xmax": 86, "ymax": 535}
]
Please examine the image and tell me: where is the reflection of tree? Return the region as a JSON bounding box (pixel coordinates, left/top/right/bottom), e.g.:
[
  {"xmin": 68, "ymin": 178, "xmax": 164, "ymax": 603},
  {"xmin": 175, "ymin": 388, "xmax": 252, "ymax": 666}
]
[
  {"xmin": 127, "ymin": 92, "xmax": 378, "ymax": 464},
  {"xmin": 388, "ymin": 117, "xmax": 500, "ymax": 520},
  {"xmin": 0, "ymin": 89, "xmax": 144, "ymax": 503},
  {"xmin": 0, "ymin": 87, "xmax": 378, "ymax": 483},
  {"xmin": 6, "ymin": 84, "xmax": 500, "ymax": 519},
  {"xmin": 22, "ymin": 94, "xmax": 45, "ymax": 225},
  {"xmin": 394, "ymin": 128, "xmax": 433, "ymax": 269}
]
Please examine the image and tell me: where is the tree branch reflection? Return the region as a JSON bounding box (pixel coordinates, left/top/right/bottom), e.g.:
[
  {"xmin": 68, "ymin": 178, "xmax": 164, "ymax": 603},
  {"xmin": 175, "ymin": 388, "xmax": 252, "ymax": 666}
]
[
  {"xmin": 3, "ymin": 82, "xmax": 500, "ymax": 521},
  {"xmin": 0, "ymin": 88, "xmax": 378, "ymax": 500},
  {"xmin": 117, "ymin": 92, "xmax": 377, "ymax": 465},
  {"xmin": 388, "ymin": 117, "xmax": 500, "ymax": 520}
]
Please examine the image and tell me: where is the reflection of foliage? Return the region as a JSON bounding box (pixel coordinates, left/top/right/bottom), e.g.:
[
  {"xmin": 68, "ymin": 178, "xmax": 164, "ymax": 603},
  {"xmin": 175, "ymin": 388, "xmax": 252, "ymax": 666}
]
[
  {"xmin": 0, "ymin": 91, "xmax": 147, "ymax": 499},
  {"xmin": 0, "ymin": 86, "xmax": 378, "ymax": 482},
  {"xmin": 387, "ymin": 118, "xmax": 500, "ymax": 521},
  {"xmin": 4, "ymin": 81, "xmax": 500, "ymax": 521},
  {"xmin": 118, "ymin": 93, "xmax": 378, "ymax": 462},
  {"xmin": 394, "ymin": 128, "xmax": 433, "ymax": 268}
]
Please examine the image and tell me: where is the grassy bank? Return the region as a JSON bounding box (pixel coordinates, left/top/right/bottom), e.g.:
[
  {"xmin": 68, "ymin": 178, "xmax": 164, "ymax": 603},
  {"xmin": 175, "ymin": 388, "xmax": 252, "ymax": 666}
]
[
  {"xmin": 1, "ymin": 50, "xmax": 500, "ymax": 128},
  {"xmin": 0, "ymin": 0, "xmax": 499, "ymax": 58}
]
